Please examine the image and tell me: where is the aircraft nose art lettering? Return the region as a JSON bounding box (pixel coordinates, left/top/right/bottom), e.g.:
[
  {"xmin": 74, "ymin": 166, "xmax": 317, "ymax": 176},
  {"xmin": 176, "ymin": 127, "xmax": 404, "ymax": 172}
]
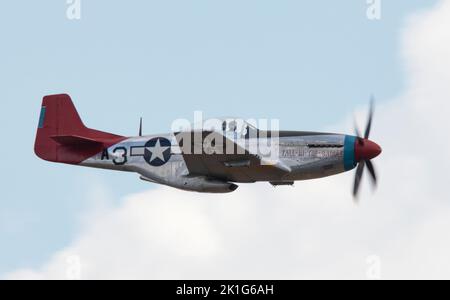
[{"xmin": 34, "ymin": 94, "xmax": 382, "ymax": 200}]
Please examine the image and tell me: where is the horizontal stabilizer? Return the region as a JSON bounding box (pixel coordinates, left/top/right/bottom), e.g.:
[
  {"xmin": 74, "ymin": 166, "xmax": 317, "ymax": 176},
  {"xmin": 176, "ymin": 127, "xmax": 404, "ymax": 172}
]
[{"xmin": 50, "ymin": 135, "xmax": 103, "ymax": 147}]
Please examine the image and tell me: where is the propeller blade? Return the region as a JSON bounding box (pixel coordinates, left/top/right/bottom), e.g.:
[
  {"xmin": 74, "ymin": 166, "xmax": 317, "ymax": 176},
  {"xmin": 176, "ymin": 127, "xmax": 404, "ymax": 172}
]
[
  {"xmin": 365, "ymin": 159, "xmax": 377, "ymax": 186},
  {"xmin": 354, "ymin": 120, "xmax": 364, "ymax": 146},
  {"xmin": 364, "ymin": 96, "xmax": 374, "ymax": 139},
  {"xmin": 139, "ymin": 117, "xmax": 143, "ymax": 137},
  {"xmin": 353, "ymin": 160, "xmax": 365, "ymax": 199}
]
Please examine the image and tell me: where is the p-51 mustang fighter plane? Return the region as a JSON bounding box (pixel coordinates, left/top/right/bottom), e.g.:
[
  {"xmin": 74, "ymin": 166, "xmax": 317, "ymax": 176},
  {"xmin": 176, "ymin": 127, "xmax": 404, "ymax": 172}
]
[{"xmin": 34, "ymin": 94, "xmax": 381, "ymax": 198}]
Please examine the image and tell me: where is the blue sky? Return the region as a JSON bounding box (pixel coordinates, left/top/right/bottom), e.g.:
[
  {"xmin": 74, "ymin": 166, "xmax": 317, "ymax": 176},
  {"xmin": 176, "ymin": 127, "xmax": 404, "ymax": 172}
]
[{"xmin": 0, "ymin": 1, "xmax": 437, "ymax": 275}]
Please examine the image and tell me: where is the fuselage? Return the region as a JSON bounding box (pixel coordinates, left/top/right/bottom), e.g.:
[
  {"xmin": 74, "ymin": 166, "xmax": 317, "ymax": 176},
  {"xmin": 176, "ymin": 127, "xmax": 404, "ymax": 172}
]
[{"xmin": 81, "ymin": 131, "xmax": 361, "ymax": 191}]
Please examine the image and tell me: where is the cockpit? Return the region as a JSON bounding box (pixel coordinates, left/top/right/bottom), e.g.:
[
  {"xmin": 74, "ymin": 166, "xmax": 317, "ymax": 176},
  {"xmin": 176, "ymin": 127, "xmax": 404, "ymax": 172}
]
[
  {"xmin": 181, "ymin": 117, "xmax": 260, "ymax": 139},
  {"xmin": 216, "ymin": 118, "xmax": 259, "ymax": 139}
]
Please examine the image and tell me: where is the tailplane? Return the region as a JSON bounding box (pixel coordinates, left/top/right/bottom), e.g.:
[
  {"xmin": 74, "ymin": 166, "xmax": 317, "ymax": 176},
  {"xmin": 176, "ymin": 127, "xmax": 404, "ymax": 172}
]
[{"xmin": 34, "ymin": 94, "xmax": 126, "ymax": 164}]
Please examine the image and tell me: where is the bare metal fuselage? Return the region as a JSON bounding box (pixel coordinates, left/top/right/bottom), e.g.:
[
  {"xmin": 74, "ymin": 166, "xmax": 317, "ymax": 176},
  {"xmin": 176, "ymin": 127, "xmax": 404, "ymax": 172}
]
[{"xmin": 81, "ymin": 132, "xmax": 357, "ymax": 193}]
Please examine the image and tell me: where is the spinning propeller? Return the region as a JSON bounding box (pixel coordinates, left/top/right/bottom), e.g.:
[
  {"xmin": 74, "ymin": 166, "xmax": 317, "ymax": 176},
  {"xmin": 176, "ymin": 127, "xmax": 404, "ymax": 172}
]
[{"xmin": 353, "ymin": 97, "xmax": 382, "ymax": 200}]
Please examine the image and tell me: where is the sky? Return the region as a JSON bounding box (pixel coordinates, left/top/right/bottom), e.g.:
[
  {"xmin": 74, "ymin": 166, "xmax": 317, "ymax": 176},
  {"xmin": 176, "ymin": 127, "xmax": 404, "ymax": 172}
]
[{"xmin": 1, "ymin": 0, "xmax": 448, "ymax": 279}]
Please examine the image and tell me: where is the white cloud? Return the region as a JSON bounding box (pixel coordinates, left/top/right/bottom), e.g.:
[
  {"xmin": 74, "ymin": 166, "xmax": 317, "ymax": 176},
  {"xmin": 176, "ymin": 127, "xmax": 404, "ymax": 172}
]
[{"xmin": 5, "ymin": 0, "xmax": 450, "ymax": 279}]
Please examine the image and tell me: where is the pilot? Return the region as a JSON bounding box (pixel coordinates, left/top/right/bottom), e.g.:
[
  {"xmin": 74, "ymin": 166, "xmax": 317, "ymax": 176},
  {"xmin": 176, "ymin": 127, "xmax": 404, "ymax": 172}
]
[
  {"xmin": 230, "ymin": 121, "xmax": 238, "ymax": 137},
  {"xmin": 243, "ymin": 125, "xmax": 250, "ymax": 139}
]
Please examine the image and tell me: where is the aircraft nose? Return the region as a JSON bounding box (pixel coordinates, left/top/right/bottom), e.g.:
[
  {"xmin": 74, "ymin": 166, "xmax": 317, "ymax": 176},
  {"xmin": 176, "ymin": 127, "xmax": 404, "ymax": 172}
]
[{"xmin": 355, "ymin": 139, "xmax": 382, "ymax": 161}]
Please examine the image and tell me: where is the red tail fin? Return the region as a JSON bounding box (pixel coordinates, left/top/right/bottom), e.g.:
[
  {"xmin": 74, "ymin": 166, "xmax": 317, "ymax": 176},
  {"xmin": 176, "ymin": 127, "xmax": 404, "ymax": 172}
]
[{"xmin": 34, "ymin": 94, "xmax": 127, "ymax": 164}]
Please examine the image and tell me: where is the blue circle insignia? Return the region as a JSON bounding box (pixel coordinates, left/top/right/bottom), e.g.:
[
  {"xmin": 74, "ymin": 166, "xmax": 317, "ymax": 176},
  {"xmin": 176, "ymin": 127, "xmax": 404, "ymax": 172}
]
[{"xmin": 143, "ymin": 137, "xmax": 172, "ymax": 166}]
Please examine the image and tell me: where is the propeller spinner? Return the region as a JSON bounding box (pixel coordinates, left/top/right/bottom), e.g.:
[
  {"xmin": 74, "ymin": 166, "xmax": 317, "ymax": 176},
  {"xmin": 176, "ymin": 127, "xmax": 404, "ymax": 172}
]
[{"xmin": 352, "ymin": 98, "xmax": 382, "ymax": 200}]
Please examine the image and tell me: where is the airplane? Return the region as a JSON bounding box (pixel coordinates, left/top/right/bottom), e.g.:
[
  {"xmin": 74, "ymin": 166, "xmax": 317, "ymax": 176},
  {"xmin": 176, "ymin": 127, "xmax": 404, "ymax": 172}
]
[{"xmin": 34, "ymin": 94, "xmax": 382, "ymax": 198}]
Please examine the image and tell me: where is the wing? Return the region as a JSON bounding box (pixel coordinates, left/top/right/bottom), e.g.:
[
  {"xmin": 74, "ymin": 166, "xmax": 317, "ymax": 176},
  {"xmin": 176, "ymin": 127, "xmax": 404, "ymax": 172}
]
[{"xmin": 175, "ymin": 131, "xmax": 290, "ymax": 182}]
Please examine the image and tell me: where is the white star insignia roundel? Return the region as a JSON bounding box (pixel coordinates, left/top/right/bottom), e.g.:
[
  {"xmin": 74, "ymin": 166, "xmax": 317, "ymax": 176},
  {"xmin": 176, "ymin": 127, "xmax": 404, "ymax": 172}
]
[
  {"xmin": 146, "ymin": 139, "xmax": 170, "ymax": 163},
  {"xmin": 141, "ymin": 137, "xmax": 172, "ymax": 166}
]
